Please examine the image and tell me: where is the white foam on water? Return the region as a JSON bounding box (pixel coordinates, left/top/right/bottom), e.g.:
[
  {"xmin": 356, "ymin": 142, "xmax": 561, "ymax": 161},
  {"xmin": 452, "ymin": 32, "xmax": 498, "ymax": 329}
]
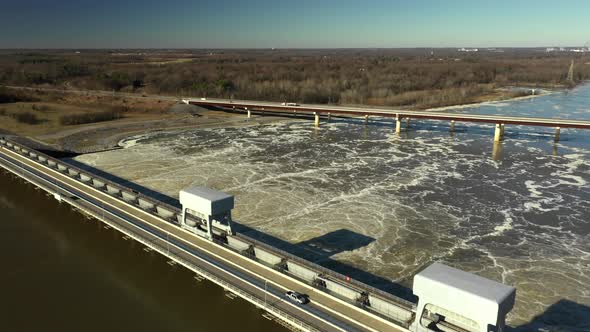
[
  {"xmin": 524, "ymin": 180, "xmax": 544, "ymax": 198},
  {"xmin": 117, "ymin": 133, "xmax": 154, "ymax": 148},
  {"xmin": 492, "ymin": 211, "xmax": 514, "ymax": 236},
  {"xmin": 73, "ymin": 86, "xmax": 590, "ymax": 329}
]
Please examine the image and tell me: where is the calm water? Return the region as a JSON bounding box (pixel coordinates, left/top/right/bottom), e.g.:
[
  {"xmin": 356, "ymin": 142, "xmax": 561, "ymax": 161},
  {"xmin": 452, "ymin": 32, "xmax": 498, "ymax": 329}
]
[
  {"xmin": 74, "ymin": 84, "xmax": 590, "ymax": 331},
  {"xmin": 0, "ymin": 171, "xmax": 284, "ymax": 332}
]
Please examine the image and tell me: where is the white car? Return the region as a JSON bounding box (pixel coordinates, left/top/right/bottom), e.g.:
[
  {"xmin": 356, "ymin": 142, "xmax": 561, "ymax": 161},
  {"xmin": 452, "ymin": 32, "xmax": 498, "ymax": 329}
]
[
  {"xmin": 285, "ymin": 291, "xmax": 309, "ymax": 304},
  {"xmin": 200, "ymin": 97, "xmax": 207, "ymax": 100}
]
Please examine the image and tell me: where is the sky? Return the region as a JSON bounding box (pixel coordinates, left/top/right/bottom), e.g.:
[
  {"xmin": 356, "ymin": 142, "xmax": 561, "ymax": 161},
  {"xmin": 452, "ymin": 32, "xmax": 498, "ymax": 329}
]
[{"xmin": 0, "ymin": 0, "xmax": 589, "ymax": 49}]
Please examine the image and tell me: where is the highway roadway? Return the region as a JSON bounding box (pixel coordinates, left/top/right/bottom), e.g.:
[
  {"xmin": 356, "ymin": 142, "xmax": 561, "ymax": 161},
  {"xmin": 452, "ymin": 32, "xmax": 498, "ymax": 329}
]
[
  {"xmin": 187, "ymin": 98, "xmax": 590, "ymax": 129},
  {"xmin": 0, "ymin": 145, "xmax": 408, "ymax": 332}
]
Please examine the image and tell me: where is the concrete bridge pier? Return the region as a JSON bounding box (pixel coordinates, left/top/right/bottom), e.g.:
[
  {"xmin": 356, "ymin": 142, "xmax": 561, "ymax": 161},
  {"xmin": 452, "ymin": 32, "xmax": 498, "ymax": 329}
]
[
  {"xmin": 395, "ymin": 115, "xmax": 402, "ymax": 134},
  {"xmin": 314, "ymin": 112, "xmax": 320, "ymax": 127},
  {"xmin": 246, "ymin": 108, "xmax": 251, "ymax": 118},
  {"xmin": 327, "ymin": 112, "xmax": 331, "ymax": 121},
  {"xmin": 494, "ymin": 123, "xmax": 504, "ymax": 142},
  {"xmin": 364, "ymin": 115, "xmax": 369, "ymax": 125},
  {"xmin": 554, "ymin": 127, "xmax": 561, "ymax": 142},
  {"xmin": 405, "ymin": 118, "xmax": 410, "ymax": 129},
  {"xmin": 450, "ymin": 120, "xmax": 456, "ymax": 132}
]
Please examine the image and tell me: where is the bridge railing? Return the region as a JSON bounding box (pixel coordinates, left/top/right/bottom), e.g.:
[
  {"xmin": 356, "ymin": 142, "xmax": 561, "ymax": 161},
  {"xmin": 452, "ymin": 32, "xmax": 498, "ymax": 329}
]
[
  {"xmin": 0, "ymin": 155, "xmax": 322, "ymax": 332},
  {"xmin": 1, "ymin": 137, "xmax": 415, "ymax": 323},
  {"xmin": 237, "ymin": 232, "xmax": 416, "ymax": 311},
  {"xmin": 64, "ymin": 190, "xmax": 322, "ymax": 332},
  {"xmin": 0, "ymin": 137, "xmax": 182, "ymax": 218}
]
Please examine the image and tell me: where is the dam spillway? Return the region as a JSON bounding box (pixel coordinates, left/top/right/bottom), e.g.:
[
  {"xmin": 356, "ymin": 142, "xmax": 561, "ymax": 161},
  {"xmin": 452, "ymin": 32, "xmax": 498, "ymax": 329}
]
[{"xmin": 0, "ymin": 137, "xmax": 518, "ymax": 332}]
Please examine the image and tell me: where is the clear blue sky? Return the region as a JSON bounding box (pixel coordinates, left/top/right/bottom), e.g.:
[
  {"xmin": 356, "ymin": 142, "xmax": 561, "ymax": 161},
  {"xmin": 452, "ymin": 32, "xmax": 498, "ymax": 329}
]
[{"xmin": 1, "ymin": 0, "xmax": 589, "ymax": 48}]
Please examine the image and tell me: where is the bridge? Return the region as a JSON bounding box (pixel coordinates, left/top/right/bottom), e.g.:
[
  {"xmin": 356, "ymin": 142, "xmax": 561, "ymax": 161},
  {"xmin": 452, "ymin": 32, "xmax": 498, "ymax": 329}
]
[
  {"xmin": 185, "ymin": 98, "xmax": 590, "ymax": 142},
  {"xmin": 0, "ymin": 137, "xmax": 516, "ymax": 332}
]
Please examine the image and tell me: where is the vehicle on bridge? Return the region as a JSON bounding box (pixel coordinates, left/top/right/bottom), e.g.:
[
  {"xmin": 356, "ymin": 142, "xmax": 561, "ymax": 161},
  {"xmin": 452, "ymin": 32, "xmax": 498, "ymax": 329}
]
[{"xmin": 286, "ymin": 290, "xmax": 309, "ymax": 304}]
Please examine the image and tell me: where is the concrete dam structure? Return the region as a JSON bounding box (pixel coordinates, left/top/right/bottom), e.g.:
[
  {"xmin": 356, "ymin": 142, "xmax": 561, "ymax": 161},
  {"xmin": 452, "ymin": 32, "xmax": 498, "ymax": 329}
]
[{"xmin": 0, "ymin": 137, "xmax": 516, "ymax": 332}]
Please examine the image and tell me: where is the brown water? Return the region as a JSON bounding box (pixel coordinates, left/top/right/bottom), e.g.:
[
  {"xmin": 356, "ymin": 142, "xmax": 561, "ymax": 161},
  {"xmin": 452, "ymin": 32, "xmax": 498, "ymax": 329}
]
[
  {"xmin": 0, "ymin": 170, "xmax": 284, "ymax": 332},
  {"xmin": 73, "ymin": 84, "xmax": 590, "ymax": 331}
]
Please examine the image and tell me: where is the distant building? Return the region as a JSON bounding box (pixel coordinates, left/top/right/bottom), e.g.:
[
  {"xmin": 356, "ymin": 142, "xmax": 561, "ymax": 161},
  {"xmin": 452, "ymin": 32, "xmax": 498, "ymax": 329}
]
[{"xmin": 458, "ymin": 48, "xmax": 478, "ymax": 52}]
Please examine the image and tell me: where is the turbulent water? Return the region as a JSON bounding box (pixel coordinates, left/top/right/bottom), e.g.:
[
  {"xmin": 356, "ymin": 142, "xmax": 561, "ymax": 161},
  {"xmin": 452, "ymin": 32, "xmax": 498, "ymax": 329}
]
[{"xmin": 75, "ymin": 85, "xmax": 590, "ymax": 330}]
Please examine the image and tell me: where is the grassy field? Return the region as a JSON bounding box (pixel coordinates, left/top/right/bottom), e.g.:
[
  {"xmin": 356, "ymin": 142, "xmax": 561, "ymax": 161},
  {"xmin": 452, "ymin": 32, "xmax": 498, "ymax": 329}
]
[{"xmin": 0, "ymin": 88, "xmax": 175, "ymax": 142}]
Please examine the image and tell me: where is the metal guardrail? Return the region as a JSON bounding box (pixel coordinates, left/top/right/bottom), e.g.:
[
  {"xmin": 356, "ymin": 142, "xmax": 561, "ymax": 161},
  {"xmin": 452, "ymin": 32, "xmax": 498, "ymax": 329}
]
[{"xmin": 0, "ymin": 137, "xmax": 416, "ymax": 323}]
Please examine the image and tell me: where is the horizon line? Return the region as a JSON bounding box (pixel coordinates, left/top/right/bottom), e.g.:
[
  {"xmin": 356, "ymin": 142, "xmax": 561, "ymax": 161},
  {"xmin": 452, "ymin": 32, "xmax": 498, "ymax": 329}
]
[{"xmin": 1, "ymin": 46, "xmax": 589, "ymax": 51}]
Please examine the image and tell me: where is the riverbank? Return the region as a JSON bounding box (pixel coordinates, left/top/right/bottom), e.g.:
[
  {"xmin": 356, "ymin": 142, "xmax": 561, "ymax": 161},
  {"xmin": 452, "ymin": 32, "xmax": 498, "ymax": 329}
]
[
  {"xmin": 0, "ymin": 84, "xmax": 559, "ymax": 156},
  {"xmin": 0, "ymin": 86, "xmax": 292, "ymax": 155},
  {"xmin": 424, "ymin": 87, "xmax": 552, "ymax": 112}
]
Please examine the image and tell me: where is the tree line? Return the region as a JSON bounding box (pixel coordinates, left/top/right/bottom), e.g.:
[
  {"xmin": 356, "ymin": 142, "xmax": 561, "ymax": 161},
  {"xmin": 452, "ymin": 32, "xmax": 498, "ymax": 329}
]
[{"xmin": 1, "ymin": 49, "xmax": 589, "ymax": 108}]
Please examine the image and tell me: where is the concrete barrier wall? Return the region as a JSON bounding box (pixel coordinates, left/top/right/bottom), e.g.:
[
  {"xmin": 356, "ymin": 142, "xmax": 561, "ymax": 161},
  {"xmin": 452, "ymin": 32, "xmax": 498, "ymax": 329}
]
[
  {"xmin": 156, "ymin": 206, "xmax": 175, "ymax": 219},
  {"xmin": 1, "ymin": 139, "xmax": 417, "ymax": 320},
  {"xmin": 287, "ymin": 261, "xmax": 319, "ymax": 283},
  {"xmin": 121, "ymin": 191, "xmax": 137, "ymax": 202},
  {"xmin": 176, "ymin": 214, "xmax": 183, "ymax": 224},
  {"xmin": 92, "ymin": 178, "xmax": 105, "ymax": 188},
  {"xmin": 369, "ymin": 294, "xmax": 413, "ymax": 323},
  {"xmin": 80, "ymin": 173, "xmax": 92, "ymax": 182},
  {"xmin": 227, "ymin": 236, "xmax": 251, "ymax": 251},
  {"xmin": 254, "ymin": 247, "xmax": 283, "ymax": 266},
  {"xmin": 138, "ymin": 197, "xmax": 155, "ymax": 210},
  {"xmin": 324, "ymin": 279, "xmax": 362, "ymax": 302},
  {"xmin": 106, "ymin": 184, "xmax": 120, "ymax": 195}
]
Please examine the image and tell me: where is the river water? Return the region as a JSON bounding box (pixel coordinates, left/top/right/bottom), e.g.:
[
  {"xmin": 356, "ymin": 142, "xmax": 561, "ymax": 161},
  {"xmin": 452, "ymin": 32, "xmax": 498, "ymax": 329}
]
[
  {"xmin": 73, "ymin": 84, "xmax": 590, "ymax": 331},
  {"xmin": 0, "ymin": 171, "xmax": 284, "ymax": 331},
  {"xmin": 3, "ymin": 85, "xmax": 589, "ymax": 331}
]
